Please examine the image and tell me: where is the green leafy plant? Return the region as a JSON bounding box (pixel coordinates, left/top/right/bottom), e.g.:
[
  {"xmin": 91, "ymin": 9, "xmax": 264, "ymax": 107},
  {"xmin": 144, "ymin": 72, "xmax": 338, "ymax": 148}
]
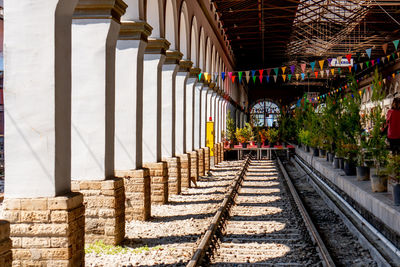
[
  {"xmin": 366, "ymin": 68, "xmax": 388, "ymax": 170},
  {"xmin": 259, "ymin": 129, "xmax": 268, "ymax": 144},
  {"xmin": 385, "ymin": 154, "xmax": 400, "ymax": 181},
  {"xmin": 298, "ymin": 129, "xmax": 311, "ymax": 146},
  {"xmin": 226, "ymin": 110, "xmax": 236, "ymax": 143},
  {"xmin": 266, "ymin": 128, "xmax": 279, "ymax": 144}
]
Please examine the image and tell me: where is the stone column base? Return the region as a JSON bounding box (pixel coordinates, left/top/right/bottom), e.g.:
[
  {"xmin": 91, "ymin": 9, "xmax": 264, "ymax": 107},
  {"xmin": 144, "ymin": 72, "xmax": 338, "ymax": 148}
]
[
  {"xmin": 72, "ymin": 178, "xmax": 125, "ymax": 245},
  {"xmin": 163, "ymin": 157, "xmax": 181, "ymax": 195},
  {"xmin": 0, "ymin": 221, "xmax": 11, "ymax": 267},
  {"xmin": 196, "ymin": 148, "xmax": 205, "ymax": 177},
  {"xmin": 214, "ymin": 143, "xmax": 219, "ymax": 165},
  {"xmin": 3, "ymin": 192, "xmax": 84, "ymax": 266},
  {"xmin": 115, "ymin": 169, "xmax": 151, "ymax": 221},
  {"xmin": 204, "ymin": 147, "xmax": 210, "ymax": 173},
  {"xmin": 218, "ymin": 143, "xmax": 223, "ymax": 163},
  {"xmin": 177, "ymin": 153, "xmax": 191, "ymax": 189},
  {"xmin": 143, "ymin": 162, "xmax": 168, "ymax": 205},
  {"xmin": 189, "ymin": 151, "xmax": 198, "ymax": 186}
]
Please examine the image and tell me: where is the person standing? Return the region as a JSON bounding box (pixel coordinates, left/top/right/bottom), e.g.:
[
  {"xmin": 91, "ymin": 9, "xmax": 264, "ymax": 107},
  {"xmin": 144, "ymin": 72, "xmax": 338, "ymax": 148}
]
[{"xmin": 386, "ymin": 98, "xmax": 400, "ymax": 154}]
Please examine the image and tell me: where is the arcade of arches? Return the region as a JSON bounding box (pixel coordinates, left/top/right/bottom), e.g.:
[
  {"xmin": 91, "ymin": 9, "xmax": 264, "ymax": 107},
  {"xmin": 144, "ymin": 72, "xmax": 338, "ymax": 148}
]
[{"xmin": 1, "ymin": 0, "xmax": 400, "ymax": 266}]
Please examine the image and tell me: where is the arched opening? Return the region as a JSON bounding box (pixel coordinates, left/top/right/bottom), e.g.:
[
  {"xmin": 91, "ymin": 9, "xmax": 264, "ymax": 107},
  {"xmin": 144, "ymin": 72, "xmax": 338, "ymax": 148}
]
[
  {"xmin": 190, "ymin": 17, "xmax": 198, "ymax": 67},
  {"xmin": 122, "ymin": 0, "xmax": 144, "ymax": 21},
  {"xmin": 250, "ymin": 100, "xmax": 280, "ymax": 127},
  {"xmin": 146, "ymin": 0, "xmax": 163, "ymax": 38},
  {"xmin": 199, "ymin": 28, "xmax": 205, "ymax": 71},
  {"xmin": 165, "ymin": 0, "xmax": 177, "ymax": 50},
  {"xmin": 179, "ymin": 2, "xmax": 190, "ymax": 59},
  {"xmin": 206, "ymin": 37, "xmax": 211, "ymax": 73}
]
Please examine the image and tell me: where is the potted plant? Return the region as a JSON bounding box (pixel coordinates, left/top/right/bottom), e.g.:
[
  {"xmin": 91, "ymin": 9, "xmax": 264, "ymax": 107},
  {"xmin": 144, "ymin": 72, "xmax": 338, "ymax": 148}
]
[
  {"xmin": 226, "ymin": 110, "xmax": 236, "ymax": 148},
  {"xmin": 298, "ymin": 129, "xmax": 311, "ymax": 152},
  {"xmin": 385, "ymin": 154, "xmax": 400, "ymax": 205},
  {"xmin": 342, "ymin": 143, "xmax": 358, "ymax": 176},
  {"xmin": 266, "ymin": 128, "xmax": 279, "ymax": 147},
  {"xmin": 367, "ymin": 68, "xmax": 388, "ymax": 192},
  {"xmin": 235, "ymin": 128, "xmax": 247, "ymax": 148},
  {"xmin": 258, "ymin": 129, "xmax": 267, "ymax": 148}
]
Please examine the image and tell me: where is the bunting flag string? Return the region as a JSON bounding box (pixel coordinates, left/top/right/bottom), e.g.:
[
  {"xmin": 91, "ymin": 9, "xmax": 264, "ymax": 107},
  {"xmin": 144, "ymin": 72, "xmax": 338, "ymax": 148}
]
[{"xmin": 196, "ymin": 38, "xmax": 399, "ymax": 86}]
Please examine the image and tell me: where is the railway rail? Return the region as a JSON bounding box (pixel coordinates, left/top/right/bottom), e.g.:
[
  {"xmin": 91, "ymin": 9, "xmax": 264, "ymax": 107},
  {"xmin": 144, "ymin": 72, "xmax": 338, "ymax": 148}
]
[{"xmin": 187, "ymin": 155, "xmax": 336, "ymax": 266}]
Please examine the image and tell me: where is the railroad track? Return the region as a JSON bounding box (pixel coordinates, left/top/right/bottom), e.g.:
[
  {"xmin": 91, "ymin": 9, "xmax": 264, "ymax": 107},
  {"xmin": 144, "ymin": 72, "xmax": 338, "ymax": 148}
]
[{"xmin": 188, "ymin": 155, "xmax": 335, "ymax": 266}]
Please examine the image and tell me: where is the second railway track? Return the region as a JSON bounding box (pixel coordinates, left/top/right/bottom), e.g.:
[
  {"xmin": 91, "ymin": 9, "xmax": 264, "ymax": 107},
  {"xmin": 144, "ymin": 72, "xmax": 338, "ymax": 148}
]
[{"xmin": 188, "ymin": 155, "xmax": 336, "ymax": 266}]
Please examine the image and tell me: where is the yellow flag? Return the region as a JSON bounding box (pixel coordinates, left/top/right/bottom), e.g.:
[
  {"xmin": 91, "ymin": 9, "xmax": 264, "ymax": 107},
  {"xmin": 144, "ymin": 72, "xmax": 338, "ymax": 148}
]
[
  {"xmin": 281, "ymin": 67, "xmax": 287, "ymax": 74},
  {"xmin": 282, "ymin": 74, "xmax": 286, "ymax": 82},
  {"xmin": 319, "ymin": 60, "xmax": 325, "ymax": 70},
  {"xmin": 331, "ymin": 68, "xmax": 335, "ymax": 75},
  {"xmin": 296, "ymin": 74, "xmax": 300, "ymax": 80}
]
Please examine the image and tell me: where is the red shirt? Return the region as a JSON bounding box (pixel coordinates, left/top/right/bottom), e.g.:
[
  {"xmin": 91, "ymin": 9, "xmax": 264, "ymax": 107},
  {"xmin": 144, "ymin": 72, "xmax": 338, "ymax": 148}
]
[{"xmin": 387, "ymin": 109, "xmax": 400, "ymax": 139}]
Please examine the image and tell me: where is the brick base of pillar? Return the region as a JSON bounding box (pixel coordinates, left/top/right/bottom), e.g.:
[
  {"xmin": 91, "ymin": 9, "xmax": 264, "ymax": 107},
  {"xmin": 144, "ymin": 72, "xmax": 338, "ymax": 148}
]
[
  {"xmin": 163, "ymin": 157, "xmax": 181, "ymax": 195},
  {"xmin": 0, "ymin": 221, "xmax": 11, "ymax": 267},
  {"xmin": 189, "ymin": 151, "xmax": 198, "ymax": 186},
  {"xmin": 72, "ymin": 178, "xmax": 125, "ymax": 245},
  {"xmin": 196, "ymin": 149, "xmax": 205, "ymax": 177},
  {"xmin": 204, "ymin": 147, "xmax": 210, "ymax": 173},
  {"xmin": 115, "ymin": 169, "xmax": 151, "ymax": 221},
  {"xmin": 3, "ymin": 192, "xmax": 84, "ymax": 266},
  {"xmin": 214, "ymin": 143, "xmax": 219, "ymax": 165},
  {"xmin": 143, "ymin": 162, "xmax": 168, "ymax": 205},
  {"xmin": 219, "ymin": 143, "xmax": 223, "ymax": 163},
  {"xmin": 177, "ymin": 153, "xmax": 191, "ymax": 189}
]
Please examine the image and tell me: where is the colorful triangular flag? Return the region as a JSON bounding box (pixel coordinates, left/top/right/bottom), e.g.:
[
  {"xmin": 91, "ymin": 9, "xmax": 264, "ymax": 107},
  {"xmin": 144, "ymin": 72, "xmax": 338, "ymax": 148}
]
[
  {"xmin": 326, "ymin": 69, "xmax": 330, "ymax": 77},
  {"xmin": 228, "ymin": 72, "xmax": 232, "ymax": 80},
  {"xmin": 281, "ymin": 67, "xmax": 287, "ymax": 74},
  {"xmin": 345, "ymin": 54, "xmax": 352, "ymax": 64},
  {"xmin": 320, "ymin": 70, "xmax": 324, "ymax": 78},
  {"xmin": 327, "ymin": 58, "xmax": 333, "ymax": 66},
  {"xmin": 282, "ymin": 74, "xmax": 287, "ymax": 82},
  {"xmin": 198, "ymin": 73, "xmax": 203, "ymax": 81},
  {"xmin": 273, "ymin": 75, "xmax": 277, "ymax": 83},
  {"xmin": 387, "ymin": 55, "xmax": 391, "ymax": 61},
  {"xmin": 338, "ymin": 68, "xmax": 341, "ymax": 75},
  {"xmin": 319, "ymin": 60, "xmax": 325, "ymax": 70},
  {"xmin": 259, "ymin": 74, "xmax": 263, "ymax": 83},
  {"xmin": 238, "ymin": 72, "xmax": 243, "ymax": 83},
  {"xmin": 266, "ymin": 76, "xmax": 270, "ymax": 83},
  {"xmin": 301, "ymin": 73, "xmax": 305, "ymax": 80},
  {"xmin": 314, "ymin": 71, "xmax": 318, "ymax": 78},
  {"xmin": 394, "ymin": 40, "xmax": 400, "ymax": 50},
  {"xmin": 366, "ymin": 61, "xmax": 370, "ymax": 68},
  {"xmin": 245, "ymin": 71, "xmax": 250, "ymax": 83},
  {"xmin": 252, "ymin": 75, "xmax": 256, "ymax": 83},
  {"xmin": 267, "ymin": 68, "xmax": 271, "ymax": 76},
  {"xmin": 301, "ymin": 64, "xmax": 306, "ymax": 72},
  {"xmin": 337, "ymin": 56, "xmax": 343, "ymax": 64},
  {"xmin": 231, "ymin": 75, "xmax": 236, "ymax": 83},
  {"xmin": 331, "ymin": 68, "xmax": 335, "ymax": 76},
  {"xmin": 310, "ymin": 61, "xmax": 316, "ymax": 71},
  {"xmin": 366, "ymin": 48, "xmax": 372, "ymax": 59},
  {"xmin": 296, "ymin": 74, "xmax": 300, "ymax": 80},
  {"xmin": 273, "ymin": 68, "xmax": 279, "ymax": 75},
  {"xmin": 354, "ymin": 64, "xmax": 358, "ymax": 72},
  {"xmin": 371, "ymin": 60, "xmax": 375, "ymax": 66},
  {"xmin": 288, "ymin": 74, "xmax": 292, "ymax": 81},
  {"xmin": 383, "ymin": 43, "xmax": 388, "ymax": 54},
  {"xmin": 360, "ymin": 62, "xmax": 364, "ymax": 69},
  {"xmin": 259, "ymin": 69, "xmax": 264, "ymax": 77},
  {"xmin": 290, "ymin": 65, "xmax": 295, "ymax": 74}
]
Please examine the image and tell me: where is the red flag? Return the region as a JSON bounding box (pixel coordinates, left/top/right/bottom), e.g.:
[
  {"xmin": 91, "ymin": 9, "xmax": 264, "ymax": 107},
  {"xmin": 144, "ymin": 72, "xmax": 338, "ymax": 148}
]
[
  {"xmin": 314, "ymin": 71, "xmax": 318, "ymax": 78},
  {"xmin": 231, "ymin": 75, "xmax": 236, "ymax": 83},
  {"xmin": 345, "ymin": 54, "xmax": 352, "ymax": 63}
]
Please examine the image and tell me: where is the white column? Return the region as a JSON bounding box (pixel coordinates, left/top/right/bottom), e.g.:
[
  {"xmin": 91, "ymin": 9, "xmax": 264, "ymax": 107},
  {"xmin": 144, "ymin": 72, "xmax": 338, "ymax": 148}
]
[
  {"xmin": 71, "ymin": 2, "xmax": 125, "ymax": 181},
  {"xmin": 212, "ymin": 92, "xmax": 218, "ymax": 143},
  {"xmin": 4, "ymin": 0, "xmax": 78, "ymax": 198},
  {"xmin": 115, "ymin": 22, "xmax": 151, "ymax": 171},
  {"xmin": 175, "ymin": 62, "xmax": 191, "ymax": 154},
  {"xmin": 185, "ymin": 75, "xmax": 196, "ymax": 152},
  {"xmin": 236, "ymin": 109, "xmax": 240, "ymax": 128},
  {"xmin": 142, "ymin": 39, "xmax": 169, "ymax": 163},
  {"xmin": 223, "ymin": 101, "xmax": 227, "ymax": 135},
  {"xmin": 201, "ymin": 87, "xmax": 210, "ymax": 148},
  {"xmin": 161, "ymin": 51, "xmax": 181, "ymax": 158},
  {"xmin": 194, "ymin": 81, "xmax": 203, "ymax": 150}
]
